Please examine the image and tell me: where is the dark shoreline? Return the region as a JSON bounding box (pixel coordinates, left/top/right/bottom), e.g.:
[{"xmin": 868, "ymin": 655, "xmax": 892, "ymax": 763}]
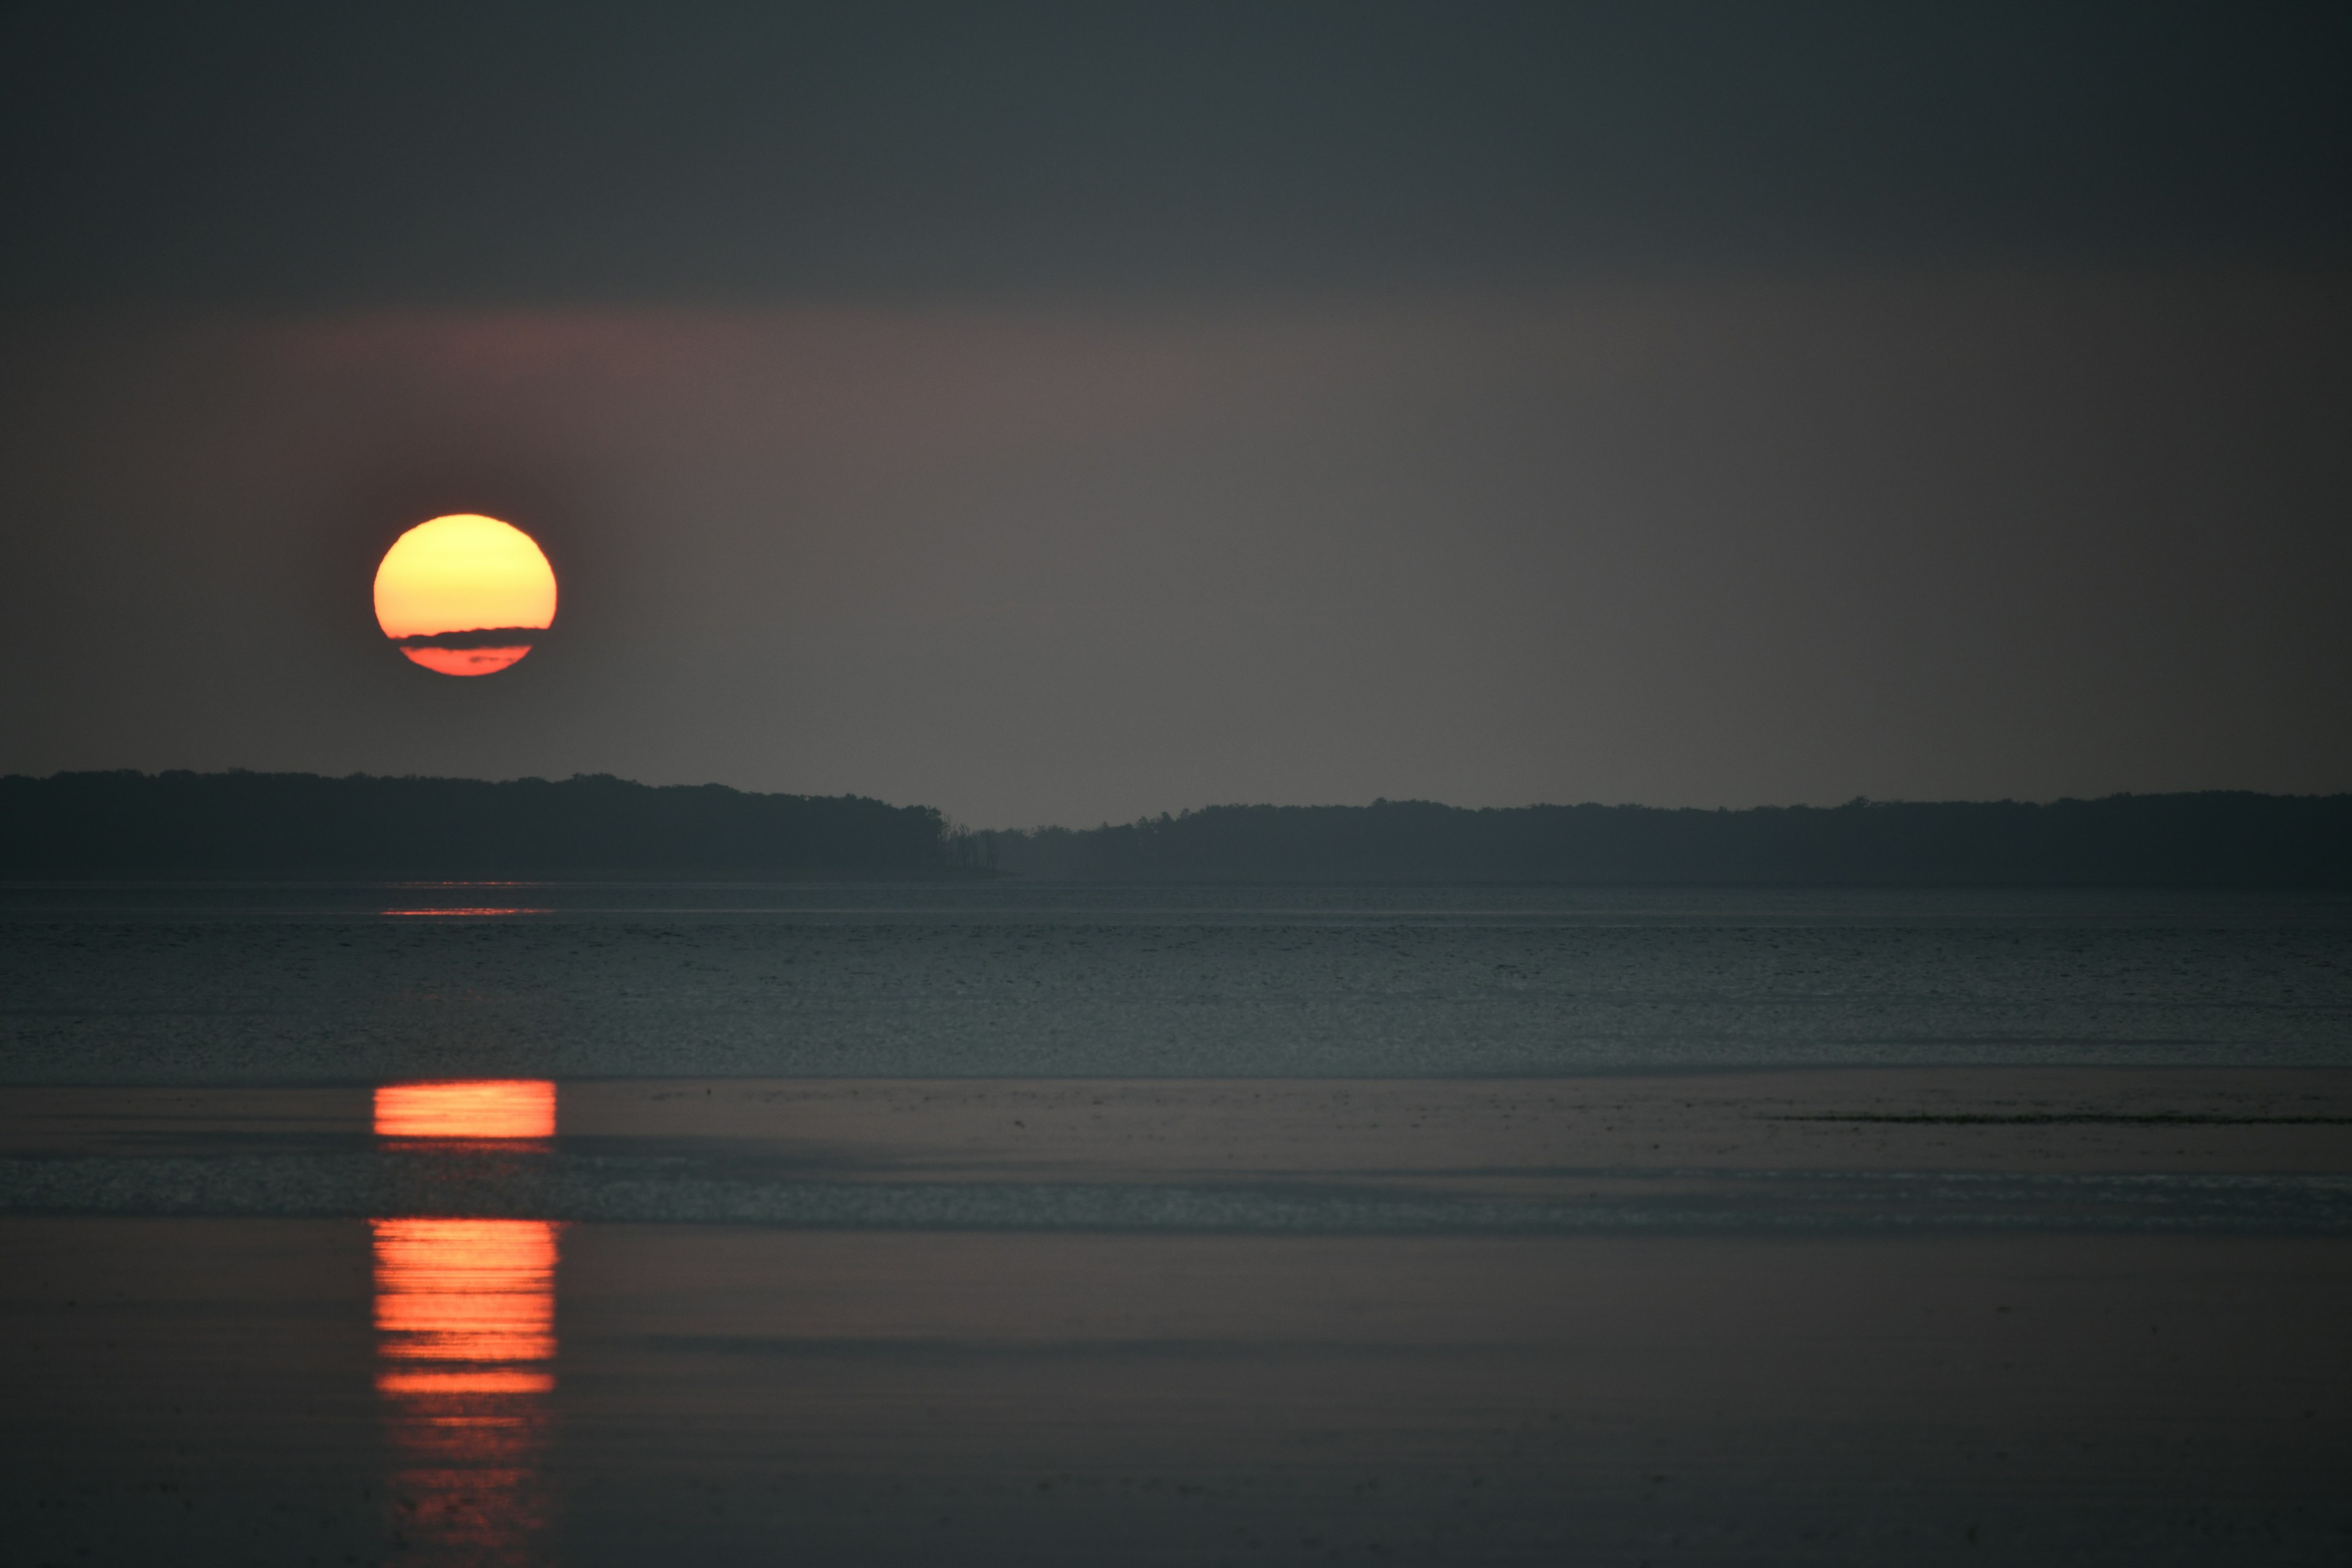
[{"xmin": 9, "ymin": 771, "xmax": 2352, "ymax": 884}]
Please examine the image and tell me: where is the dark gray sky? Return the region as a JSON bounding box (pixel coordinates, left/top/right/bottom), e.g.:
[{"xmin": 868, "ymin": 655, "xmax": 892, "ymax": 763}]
[{"xmin": 3, "ymin": 3, "xmax": 2348, "ymax": 824}]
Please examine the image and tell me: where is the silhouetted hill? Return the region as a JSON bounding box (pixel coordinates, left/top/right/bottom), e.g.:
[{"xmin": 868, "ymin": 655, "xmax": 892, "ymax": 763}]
[
  {"xmin": 982, "ymin": 794, "xmax": 2352, "ymax": 885},
  {"xmin": 0, "ymin": 771, "xmax": 956, "ymax": 880}
]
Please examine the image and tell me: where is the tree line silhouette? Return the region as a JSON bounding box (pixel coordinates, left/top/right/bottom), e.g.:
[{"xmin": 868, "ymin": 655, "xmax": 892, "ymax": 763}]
[
  {"xmin": 977, "ymin": 794, "xmax": 2352, "ymax": 884},
  {"xmin": 5, "ymin": 774, "xmax": 2346, "ymax": 883},
  {"xmin": 1, "ymin": 771, "xmax": 955, "ymax": 880}
]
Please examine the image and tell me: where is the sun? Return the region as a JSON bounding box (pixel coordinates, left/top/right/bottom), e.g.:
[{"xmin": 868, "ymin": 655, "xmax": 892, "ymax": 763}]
[{"xmin": 373, "ymin": 514, "xmax": 557, "ymax": 676}]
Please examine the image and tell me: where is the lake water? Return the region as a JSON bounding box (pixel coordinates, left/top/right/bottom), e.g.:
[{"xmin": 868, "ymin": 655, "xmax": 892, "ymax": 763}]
[
  {"xmin": 4, "ymin": 883, "xmax": 2348, "ymax": 1082},
  {"xmin": 5, "ymin": 884, "xmax": 2350, "ymax": 1564}
]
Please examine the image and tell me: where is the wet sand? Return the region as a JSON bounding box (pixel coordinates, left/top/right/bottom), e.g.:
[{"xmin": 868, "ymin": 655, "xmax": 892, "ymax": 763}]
[{"xmin": 4, "ymin": 1071, "xmax": 2350, "ymax": 1564}]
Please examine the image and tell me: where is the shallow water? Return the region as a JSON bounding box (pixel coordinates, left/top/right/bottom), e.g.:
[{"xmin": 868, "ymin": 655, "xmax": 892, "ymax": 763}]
[
  {"xmin": 6, "ymin": 886, "xmax": 2351, "ymax": 1564},
  {"xmin": 4, "ymin": 883, "xmax": 2349, "ymax": 1081},
  {"xmin": 6, "ymin": 1073, "xmax": 2351, "ymax": 1234},
  {"xmin": 9, "ymin": 1215, "xmax": 2350, "ymax": 1566}
]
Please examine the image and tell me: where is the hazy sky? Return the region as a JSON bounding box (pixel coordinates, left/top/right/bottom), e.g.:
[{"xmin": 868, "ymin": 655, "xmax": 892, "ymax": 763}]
[{"xmin": 4, "ymin": 4, "xmax": 2348, "ymax": 826}]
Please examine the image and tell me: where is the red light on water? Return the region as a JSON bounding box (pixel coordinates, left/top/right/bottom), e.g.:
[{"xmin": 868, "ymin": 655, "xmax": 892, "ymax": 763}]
[
  {"xmin": 381, "ymin": 908, "xmax": 549, "ymax": 917},
  {"xmin": 372, "ymin": 1217, "xmax": 559, "ymax": 1384},
  {"xmin": 371, "ymin": 1216, "xmax": 560, "ymax": 1556},
  {"xmin": 374, "ymin": 1080, "xmax": 555, "ymax": 1140}
]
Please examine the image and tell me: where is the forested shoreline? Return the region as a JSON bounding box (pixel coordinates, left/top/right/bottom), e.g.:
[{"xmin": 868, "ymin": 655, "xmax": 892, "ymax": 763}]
[
  {"xmin": 0, "ymin": 771, "xmax": 955, "ymax": 880},
  {"xmin": 5, "ymin": 773, "xmax": 2346, "ymax": 884},
  {"xmin": 979, "ymin": 794, "xmax": 2352, "ymax": 885}
]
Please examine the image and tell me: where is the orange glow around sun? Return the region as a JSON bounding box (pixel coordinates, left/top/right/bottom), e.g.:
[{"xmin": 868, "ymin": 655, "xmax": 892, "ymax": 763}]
[{"xmin": 372, "ymin": 514, "xmax": 557, "ymax": 677}]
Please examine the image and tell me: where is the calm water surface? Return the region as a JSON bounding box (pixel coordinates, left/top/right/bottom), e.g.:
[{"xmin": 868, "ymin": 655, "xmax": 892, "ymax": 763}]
[
  {"xmin": 6, "ymin": 886, "xmax": 2350, "ymax": 1564},
  {"xmin": 3, "ymin": 883, "xmax": 2348, "ymax": 1081}
]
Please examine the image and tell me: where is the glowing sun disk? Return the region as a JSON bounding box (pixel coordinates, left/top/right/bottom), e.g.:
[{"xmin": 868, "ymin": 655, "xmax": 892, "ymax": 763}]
[{"xmin": 373, "ymin": 514, "xmax": 557, "ymax": 677}]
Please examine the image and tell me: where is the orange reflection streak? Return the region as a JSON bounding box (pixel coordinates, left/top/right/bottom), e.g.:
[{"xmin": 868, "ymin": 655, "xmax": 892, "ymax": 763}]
[
  {"xmin": 382, "ymin": 908, "xmax": 548, "ymax": 918},
  {"xmin": 375, "ymin": 1080, "xmax": 556, "ymax": 1140},
  {"xmin": 379, "ymin": 1368, "xmax": 554, "ymax": 1395},
  {"xmin": 374, "ymin": 1219, "xmax": 559, "ymax": 1384},
  {"xmin": 372, "ymin": 1218, "xmax": 561, "ymax": 1564},
  {"xmin": 399, "ymin": 644, "xmax": 533, "ymax": 676}
]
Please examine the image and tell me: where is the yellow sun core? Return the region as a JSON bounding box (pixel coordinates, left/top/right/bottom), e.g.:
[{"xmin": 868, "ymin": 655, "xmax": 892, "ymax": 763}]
[{"xmin": 373, "ymin": 514, "xmax": 557, "ymax": 677}]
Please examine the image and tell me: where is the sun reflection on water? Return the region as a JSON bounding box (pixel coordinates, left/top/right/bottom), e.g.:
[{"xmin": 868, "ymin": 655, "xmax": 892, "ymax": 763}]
[
  {"xmin": 375, "ymin": 1080, "xmax": 557, "ymax": 1140},
  {"xmin": 375, "ymin": 1219, "xmax": 559, "ymax": 1391},
  {"xmin": 373, "ymin": 1080, "xmax": 559, "ymax": 1563},
  {"xmin": 381, "ymin": 908, "xmax": 551, "ymax": 917}
]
